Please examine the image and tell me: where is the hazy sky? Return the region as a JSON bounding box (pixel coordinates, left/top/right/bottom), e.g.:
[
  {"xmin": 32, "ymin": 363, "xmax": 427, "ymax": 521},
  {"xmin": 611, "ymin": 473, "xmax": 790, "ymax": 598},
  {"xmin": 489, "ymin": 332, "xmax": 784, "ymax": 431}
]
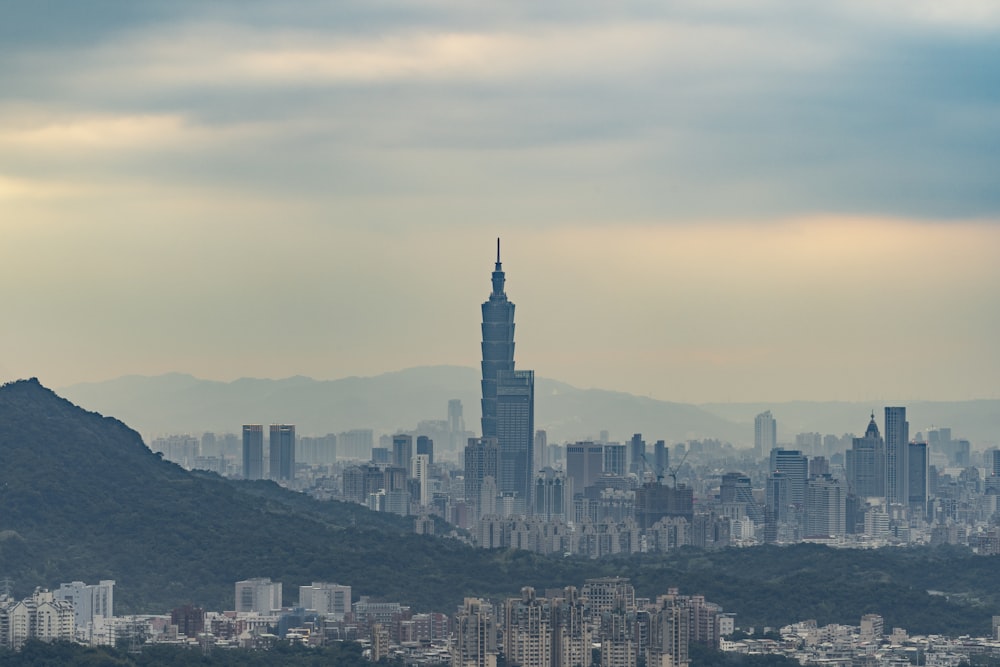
[{"xmin": 2, "ymin": 1, "xmax": 999, "ymax": 403}]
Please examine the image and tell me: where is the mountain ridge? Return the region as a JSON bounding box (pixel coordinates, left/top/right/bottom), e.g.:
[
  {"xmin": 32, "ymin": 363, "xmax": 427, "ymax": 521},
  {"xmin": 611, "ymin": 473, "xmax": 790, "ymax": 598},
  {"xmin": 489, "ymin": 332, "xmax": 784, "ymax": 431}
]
[{"xmin": 58, "ymin": 367, "xmax": 1000, "ymax": 446}]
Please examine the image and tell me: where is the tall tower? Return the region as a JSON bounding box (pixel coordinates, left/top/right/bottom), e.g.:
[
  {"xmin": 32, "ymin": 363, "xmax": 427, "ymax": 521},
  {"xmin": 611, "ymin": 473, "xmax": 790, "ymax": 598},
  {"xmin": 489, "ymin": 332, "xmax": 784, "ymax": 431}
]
[
  {"xmin": 755, "ymin": 411, "xmax": 777, "ymax": 459},
  {"xmin": 885, "ymin": 407, "xmax": 909, "ymax": 505},
  {"xmin": 269, "ymin": 424, "xmax": 296, "ymax": 481},
  {"xmin": 242, "ymin": 425, "xmax": 264, "ymax": 480},
  {"xmin": 480, "ymin": 239, "xmax": 535, "ymax": 511},
  {"xmin": 481, "ymin": 239, "xmax": 516, "ymax": 438},
  {"xmin": 845, "ymin": 413, "xmax": 885, "ymax": 499}
]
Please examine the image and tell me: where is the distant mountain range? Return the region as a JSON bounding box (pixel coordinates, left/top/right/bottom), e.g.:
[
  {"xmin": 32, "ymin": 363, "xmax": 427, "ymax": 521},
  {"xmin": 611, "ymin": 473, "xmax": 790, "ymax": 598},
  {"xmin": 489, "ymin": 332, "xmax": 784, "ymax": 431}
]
[{"xmin": 60, "ymin": 367, "xmax": 1000, "ymax": 446}]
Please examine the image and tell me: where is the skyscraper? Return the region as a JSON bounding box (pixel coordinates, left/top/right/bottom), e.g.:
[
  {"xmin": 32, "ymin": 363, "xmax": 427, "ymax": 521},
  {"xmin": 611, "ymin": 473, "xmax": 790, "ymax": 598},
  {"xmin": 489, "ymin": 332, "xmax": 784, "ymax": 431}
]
[
  {"xmin": 269, "ymin": 424, "xmax": 296, "ymax": 481},
  {"xmin": 242, "ymin": 424, "xmax": 264, "ymax": 480},
  {"xmin": 885, "ymin": 407, "xmax": 909, "ymax": 505},
  {"xmin": 845, "ymin": 414, "xmax": 885, "ymax": 499},
  {"xmin": 769, "ymin": 448, "xmax": 808, "ymax": 507},
  {"xmin": 565, "ymin": 442, "xmax": 604, "ymax": 498},
  {"xmin": 629, "ymin": 434, "xmax": 646, "ymax": 475},
  {"xmin": 755, "ymin": 411, "xmax": 777, "ymax": 459},
  {"xmin": 448, "ymin": 399, "xmax": 465, "ymax": 452},
  {"xmin": 480, "ymin": 240, "xmax": 535, "ymax": 512},
  {"xmin": 496, "ymin": 369, "xmax": 535, "ymax": 511},
  {"xmin": 465, "ymin": 437, "xmax": 499, "ymax": 520},
  {"xmin": 908, "ymin": 441, "xmax": 928, "ymax": 516},
  {"xmin": 393, "ymin": 434, "xmax": 413, "ymax": 476},
  {"xmin": 481, "ymin": 239, "xmax": 516, "ymax": 439},
  {"xmin": 417, "ymin": 435, "xmax": 434, "ymax": 466}
]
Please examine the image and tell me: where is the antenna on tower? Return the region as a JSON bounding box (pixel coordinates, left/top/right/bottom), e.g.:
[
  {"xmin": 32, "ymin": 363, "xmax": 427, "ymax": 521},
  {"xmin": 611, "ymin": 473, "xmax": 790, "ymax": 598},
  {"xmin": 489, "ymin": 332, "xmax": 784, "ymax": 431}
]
[{"xmin": 497, "ymin": 237, "xmax": 501, "ymax": 263}]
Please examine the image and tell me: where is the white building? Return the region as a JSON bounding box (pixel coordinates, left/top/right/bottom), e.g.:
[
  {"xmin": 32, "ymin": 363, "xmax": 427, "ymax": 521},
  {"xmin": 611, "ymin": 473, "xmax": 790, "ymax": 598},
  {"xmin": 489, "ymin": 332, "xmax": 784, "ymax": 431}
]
[
  {"xmin": 235, "ymin": 578, "xmax": 282, "ymax": 614},
  {"xmin": 0, "ymin": 589, "xmax": 76, "ymax": 649},
  {"xmin": 56, "ymin": 579, "xmax": 115, "ymax": 640},
  {"xmin": 298, "ymin": 582, "xmax": 351, "ymax": 619}
]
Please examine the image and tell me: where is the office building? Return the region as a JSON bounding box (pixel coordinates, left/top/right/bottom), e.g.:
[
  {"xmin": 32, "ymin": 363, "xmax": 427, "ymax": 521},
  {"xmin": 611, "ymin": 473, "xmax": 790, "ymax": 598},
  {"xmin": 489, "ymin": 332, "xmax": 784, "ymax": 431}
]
[
  {"xmin": 804, "ymin": 474, "xmax": 846, "ymax": 538},
  {"xmin": 565, "ymin": 442, "xmax": 604, "ymax": 498},
  {"xmin": 242, "ymin": 425, "xmax": 264, "ymax": 480},
  {"xmin": 653, "ymin": 440, "xmax": 669, "ymax": 481},
  {"xmin": 393, "ymin": 434, "xmax": 413, "ymax": 476},
  {"xmin": 299, "ymin": 582, "xmax": 351, "ymax": 619},
  {"xmin": 846, "ymin": 414, "xmax": 885, "ymax": 500},
  {"xmin": 908, "ymin": 441, "xmax": 928, "ymax": 516},
  {"xmin": 629, "ymin": 434, "xmax": 646, "ymax": 476},
  {"xmin": 269, "ymin": 424, "xmax": 295, "ymax": 481},
  {"xmin": 496, "ymin": 369, "xmax": 534, "ymax": 511},
  {"xmin": 534, "ymin": 470, "xmax": 567, "ymax": 521},
  {"xmin": 719, "ymin": 472, "xmax": 762, "ymax": 524},
  {"xmin": 235, "ymin": 578, "xmax": 282, "ymax": 614},
  {"xmin": 55, "ymin": 580, "xmax": 114, "ymax": 634},
  {"xmin": 604, "ymin": 444, "xmax": 627, "ymax": 478},
  {"xmin": 755, "ymin": 411, "xmax": 777, "ymax": 459},
  {"xmin": 535, "ymin": 429, "xmax": 548, "ymax": 471},
  {"xmin": 885, "ymin": 407, "xmax": 909, "ymax": 505},
  {"xmin": 416, "ymin": 435, "xmax": 434, "ymax": 466},
  {"xmin": 481, "ymin": 239, "xmax": 516, "ymax": 439},
  {"xmin": 769, "ymin": 448, "xmax": 808, "ymax": 507},
  {"xmin": 465, "ymin": 437, "xmax": 500, "ymax": 520},
  {"xmin": 414, "ymin": 453, "xmax": 432, "ymax": 506}
]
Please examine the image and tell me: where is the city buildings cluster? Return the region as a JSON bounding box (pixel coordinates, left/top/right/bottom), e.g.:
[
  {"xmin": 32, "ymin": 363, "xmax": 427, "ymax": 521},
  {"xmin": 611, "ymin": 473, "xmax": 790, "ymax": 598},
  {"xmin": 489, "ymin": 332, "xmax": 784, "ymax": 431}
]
[
  {"xmin": 725, "ymin": 614, "xmax": 1000, "ymax": 667},
  {"xmin": 151, "ymin": 245, "xmax": 1000, "ymax": 555}
]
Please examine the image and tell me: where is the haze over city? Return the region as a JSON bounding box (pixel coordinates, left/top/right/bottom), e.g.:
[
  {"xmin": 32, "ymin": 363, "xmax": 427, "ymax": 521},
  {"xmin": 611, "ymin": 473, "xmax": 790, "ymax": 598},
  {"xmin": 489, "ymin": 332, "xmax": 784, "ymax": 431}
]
[{"xmin": 2, "ymin": 1, "xmax": 999, "ymax": 402}]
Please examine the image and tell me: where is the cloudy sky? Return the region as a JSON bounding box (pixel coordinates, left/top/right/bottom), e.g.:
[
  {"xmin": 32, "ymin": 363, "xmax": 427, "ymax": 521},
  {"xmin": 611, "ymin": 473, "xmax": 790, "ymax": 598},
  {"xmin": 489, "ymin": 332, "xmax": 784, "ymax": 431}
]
[{"xmin": 2, "ymin": 0, "xmax": 998, "ymax": 403}]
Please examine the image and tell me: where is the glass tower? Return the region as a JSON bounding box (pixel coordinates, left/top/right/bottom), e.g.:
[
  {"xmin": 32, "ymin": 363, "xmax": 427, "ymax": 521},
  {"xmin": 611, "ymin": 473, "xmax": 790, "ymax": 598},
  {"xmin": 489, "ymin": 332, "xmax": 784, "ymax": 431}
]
[{"xmin": 481, "ymin": 239, "xmax": 516, "ymax": 438}]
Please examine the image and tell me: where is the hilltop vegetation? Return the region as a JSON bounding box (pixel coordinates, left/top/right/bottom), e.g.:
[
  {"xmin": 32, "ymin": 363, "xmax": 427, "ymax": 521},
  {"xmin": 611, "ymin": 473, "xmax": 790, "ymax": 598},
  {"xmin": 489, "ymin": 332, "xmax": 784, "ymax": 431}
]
[{"xmin": 1, "ymin": 379, "xmax": 999, "ymax": 636}]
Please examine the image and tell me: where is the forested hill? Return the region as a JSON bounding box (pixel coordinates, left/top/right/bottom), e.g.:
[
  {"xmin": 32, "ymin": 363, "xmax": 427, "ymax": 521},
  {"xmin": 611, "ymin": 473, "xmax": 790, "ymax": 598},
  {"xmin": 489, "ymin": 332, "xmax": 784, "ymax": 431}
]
[{"xmin": 1, "ymin": 378, "xmax": 999, "ymax": 636}]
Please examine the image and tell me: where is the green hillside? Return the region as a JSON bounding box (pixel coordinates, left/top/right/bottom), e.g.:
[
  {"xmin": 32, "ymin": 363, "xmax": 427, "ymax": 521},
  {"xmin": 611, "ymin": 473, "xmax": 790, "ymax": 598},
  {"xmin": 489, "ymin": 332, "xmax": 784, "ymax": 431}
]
[{"xmin": 1, "ymin": 378, "xmax": 998, "ymax": 636}]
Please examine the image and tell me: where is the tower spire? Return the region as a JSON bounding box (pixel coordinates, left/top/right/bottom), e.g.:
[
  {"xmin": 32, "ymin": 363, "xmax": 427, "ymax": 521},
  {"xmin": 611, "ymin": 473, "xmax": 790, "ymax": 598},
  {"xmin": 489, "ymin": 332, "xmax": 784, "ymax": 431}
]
[{"xmin": 496, "ymin": 237, "xmax": 501, "ymax": 266}]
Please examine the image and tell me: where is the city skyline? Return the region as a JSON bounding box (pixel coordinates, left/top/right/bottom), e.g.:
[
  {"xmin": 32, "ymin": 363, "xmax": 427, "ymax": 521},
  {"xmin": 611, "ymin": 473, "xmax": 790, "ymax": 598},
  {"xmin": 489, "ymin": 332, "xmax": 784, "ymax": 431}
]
[{"xmin": 3, "ymin": 2, "xmax": 999, "ymax": 403}]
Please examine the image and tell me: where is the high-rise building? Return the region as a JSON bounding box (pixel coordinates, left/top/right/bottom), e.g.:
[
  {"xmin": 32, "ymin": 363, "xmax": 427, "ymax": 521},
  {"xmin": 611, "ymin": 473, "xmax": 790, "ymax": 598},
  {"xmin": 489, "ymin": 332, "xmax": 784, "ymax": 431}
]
[
  {"xmin": 629, "ymin": 434, "xmax": 646, "ymax": 476},
  {"xmin": 235, "ymin": 578, "xmax": 282, "ymax": 614},
  {"xmin": 55, "ymin": 580, "xmax": 114, "ymax": 633},
  {"xmin": 481, "ymin": 240, "xmax": 516, "ymax": 439},
  {"xmin": 769, "ymin": 448, "xmax": 808, "ymax": 507},
  {"xmin": 452, "ymin": 598, "xmax": 498, "ymax": 667},
  {"xmin": 908, "ymin": 441, "xmax": 928, "ymax": 516},
  {"xmin": 299, "ymin": 582, "xmax": 351, "ymax": 619},
  {"xmin": 534, "ymin": 470, "xmax": 566, "ymax": 521},
  {"xmin": 496, "ymin": 370, "xmax": 535, "ymax": 511},
  {"xmin": 846, "ymin": 414, "xmax": 885, "ymax": 499},
  {"xmin": 804, "ymin": 474, "xmax": 846, "ymax": 538},
  {"xmin": 479, "ymin": 240, "xmax": 535, "ymax": 513},
  {"xmin": 535, "ymin": 430, "xmax": 548, "ymax": 470},
  {"xmin": 719, "ymin": 472, "xmax": 762, "ymax": 523},
  {"xmin": 604, "ymin": 444, "xmax": 627, "ymax": 477},
  {"xmin": 465, "ymin": 437, "xmax": 500, "ymax": 520},
  {"xmin": 269, "ymin": 424, "xmax": 296, "ymax": 481},
  {"xmin": 242, "ymin": 425, "xmax": 264, "ymax": 480},
  {"xmin": 417, "ymin": 435, "xmax": 434, "ymax": 466},
  {"xmin": 392, "ymin": 434, "xmax": 413, "ymax": 476},
  {"xmin": 653, "ymin": 441, "xmax": 669, "ymax": 480},
  {"xmin": 414, "ymin": 453, "xmax": 432, "ymax": 506},
  {"xmin": 755, "ymin": 411, "xmax": 777, "ymax": 459},
  {"xmin": 885, "ymin": 407, "xmax": 909, "ymax": 505},
  {"xmin": 448, "ymin": 399, "xmax": 466, "ymax": 453},
  {"xmin": 504, "ymin": 587, "xmax": 553, "ymax": 667},
  {"xmin": 565, "ymin": 442, "xmax": 604, "ymax": 498}
]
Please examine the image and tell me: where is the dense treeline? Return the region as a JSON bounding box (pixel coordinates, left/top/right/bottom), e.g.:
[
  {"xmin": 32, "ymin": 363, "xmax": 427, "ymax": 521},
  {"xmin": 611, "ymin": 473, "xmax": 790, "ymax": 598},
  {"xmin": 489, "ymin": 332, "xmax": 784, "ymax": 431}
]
[{"xmin": 1, "ymin": 380, "xmax": 999, "ymax": 637}]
